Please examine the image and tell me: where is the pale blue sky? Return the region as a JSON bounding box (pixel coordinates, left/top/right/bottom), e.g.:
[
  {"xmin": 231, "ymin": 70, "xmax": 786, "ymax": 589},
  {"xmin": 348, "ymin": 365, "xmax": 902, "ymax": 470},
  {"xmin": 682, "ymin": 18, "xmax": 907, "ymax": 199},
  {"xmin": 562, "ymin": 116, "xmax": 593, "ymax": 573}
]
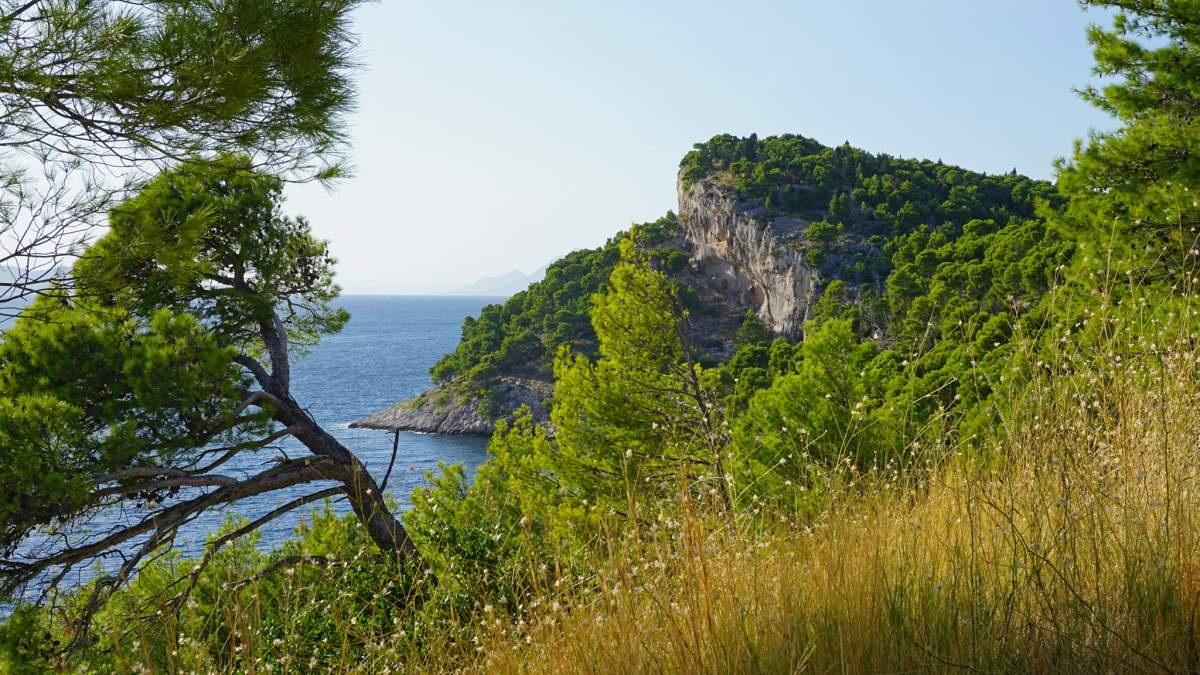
[{"xmin": 288, "ymin": 1, "xmax": 1116, "ymax": 295}]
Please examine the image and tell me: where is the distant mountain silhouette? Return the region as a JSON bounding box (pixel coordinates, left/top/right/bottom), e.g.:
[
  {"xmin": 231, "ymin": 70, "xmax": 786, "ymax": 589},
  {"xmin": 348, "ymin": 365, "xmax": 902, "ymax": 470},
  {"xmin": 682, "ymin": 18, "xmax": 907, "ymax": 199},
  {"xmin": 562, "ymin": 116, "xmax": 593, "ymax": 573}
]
[{"xmin": 446, "ymin": 265, "xmax": 548, "ymax": 297}]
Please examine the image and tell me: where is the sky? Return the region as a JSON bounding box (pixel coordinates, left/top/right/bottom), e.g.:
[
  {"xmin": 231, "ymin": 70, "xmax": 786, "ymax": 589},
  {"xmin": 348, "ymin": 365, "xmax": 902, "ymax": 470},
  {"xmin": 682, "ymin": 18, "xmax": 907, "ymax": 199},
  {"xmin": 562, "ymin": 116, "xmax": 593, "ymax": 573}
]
[{"xmin": 286, "ymin": 1, "xmax": 1117, "ymax": 295}]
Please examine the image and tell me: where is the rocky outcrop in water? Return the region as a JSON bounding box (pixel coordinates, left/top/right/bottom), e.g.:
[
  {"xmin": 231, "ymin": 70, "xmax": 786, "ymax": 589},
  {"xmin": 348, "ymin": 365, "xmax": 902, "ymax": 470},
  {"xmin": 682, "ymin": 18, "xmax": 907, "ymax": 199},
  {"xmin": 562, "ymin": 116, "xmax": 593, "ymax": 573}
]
[{"xmin": 350, "ymin": 377, "xmax": 553, "ymax": 436}]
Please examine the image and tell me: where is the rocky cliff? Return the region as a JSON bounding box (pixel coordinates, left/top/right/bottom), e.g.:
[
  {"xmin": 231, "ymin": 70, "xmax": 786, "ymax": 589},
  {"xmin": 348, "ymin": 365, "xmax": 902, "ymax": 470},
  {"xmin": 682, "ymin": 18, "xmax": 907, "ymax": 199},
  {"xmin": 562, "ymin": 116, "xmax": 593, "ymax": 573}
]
[
  {"xmin": 353, "ymin": 132, "xmax": 1053, "ymax": 435},
  {"xmin": 677, "ymin": 174, "xmax": 820, "ymax": 338},
  {"xmin": 351, "ymin": 174, "xmax": 823, "ymax": 435},
  {"xmin": 351, "ymin": 174, "xmax": 804, "ymax": 435}
]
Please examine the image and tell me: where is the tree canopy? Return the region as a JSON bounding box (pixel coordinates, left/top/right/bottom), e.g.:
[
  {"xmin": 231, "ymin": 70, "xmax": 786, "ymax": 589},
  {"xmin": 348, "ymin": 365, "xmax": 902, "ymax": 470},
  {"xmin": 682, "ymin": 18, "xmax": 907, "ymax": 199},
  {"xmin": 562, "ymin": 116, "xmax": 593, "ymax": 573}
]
[
  {"xmin": 551, "ymin": 238, "xmax": 730, "ymax": 513},
  {"xmin": 0, "ymin": 0, "xmax": 365, "ymax": 316},
  {"xmin": 430, "ymin": 213, "xmax": 682, "ymax": 388},
  {"xmin": 0, "ymin": 156, "xmax": 410, "ymax": 652},
  {"xmin": 1055, "ymin": 0, "xmax": 1200, "ymax": 287}
]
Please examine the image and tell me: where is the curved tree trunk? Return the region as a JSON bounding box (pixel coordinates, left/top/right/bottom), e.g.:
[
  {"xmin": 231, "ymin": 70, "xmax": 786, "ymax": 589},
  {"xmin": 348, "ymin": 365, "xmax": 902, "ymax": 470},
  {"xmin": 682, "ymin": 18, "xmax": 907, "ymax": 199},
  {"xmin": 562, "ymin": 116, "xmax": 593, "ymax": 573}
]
[
  {"xmin": 255, "ymin": 311, "xmax": 418, "ymax": 560},
  {"xmin": 276, "ymin": 395, "xmax": 418, "ymax": 560}
]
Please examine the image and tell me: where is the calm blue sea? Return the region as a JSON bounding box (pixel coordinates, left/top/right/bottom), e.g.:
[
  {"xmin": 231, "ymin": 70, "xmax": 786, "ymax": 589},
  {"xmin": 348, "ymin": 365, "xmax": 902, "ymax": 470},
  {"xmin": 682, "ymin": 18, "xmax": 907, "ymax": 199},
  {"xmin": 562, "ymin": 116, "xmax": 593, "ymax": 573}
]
[
  {"xmin": 9, "ymin": 296, "xmax": 497, "ymax": 597},
  {"xmin": 193, "ymin": 295, "xmax": 496, "ymax": 550}
]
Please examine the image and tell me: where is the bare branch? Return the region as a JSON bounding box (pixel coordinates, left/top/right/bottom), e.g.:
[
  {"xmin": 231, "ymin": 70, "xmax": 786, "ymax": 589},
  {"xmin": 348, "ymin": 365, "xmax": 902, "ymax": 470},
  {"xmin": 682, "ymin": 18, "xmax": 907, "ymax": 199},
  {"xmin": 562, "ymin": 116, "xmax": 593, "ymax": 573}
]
[
  {"xmin": 187, "ymin": 426, "xmax": 297, "ymax": 475},
  {"xmin": 160, "ymin": 486, "xmax": 343, "ymax": 614},
  {"xmin": 91, "ymin": 475, "xmax": 239, "ymax": 499},
  {"xmin": 233, "ymin": 354, "xmax": 272, "ymax": 390},
  {"xmin": 380, "ymin": 430, "xmax": 400, "ymax": 493},
  {"xmin": 0, "ymin": 456, "xmax": 343, "ymax": 598}
]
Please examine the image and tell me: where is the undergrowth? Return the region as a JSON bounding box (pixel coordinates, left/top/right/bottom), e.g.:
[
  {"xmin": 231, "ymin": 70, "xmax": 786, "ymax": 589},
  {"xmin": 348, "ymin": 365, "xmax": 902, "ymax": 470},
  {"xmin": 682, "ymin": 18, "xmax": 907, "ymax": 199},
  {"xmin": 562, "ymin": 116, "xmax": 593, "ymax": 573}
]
[{"xmin": 5, "ymin": 282, "xmax": 1193, "ymax": 674}]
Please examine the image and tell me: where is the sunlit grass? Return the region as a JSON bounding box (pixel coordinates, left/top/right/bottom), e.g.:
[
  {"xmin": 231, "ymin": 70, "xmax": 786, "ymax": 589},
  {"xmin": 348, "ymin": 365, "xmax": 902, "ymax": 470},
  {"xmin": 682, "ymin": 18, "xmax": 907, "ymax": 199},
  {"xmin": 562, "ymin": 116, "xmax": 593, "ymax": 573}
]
[
  {"xmin": 35, "ymin": 287, "xmax": 1200, "ymax": 674},
  {"xmin": 451, "ymin": 298, "xmax": 1200, "ymax": 673}
]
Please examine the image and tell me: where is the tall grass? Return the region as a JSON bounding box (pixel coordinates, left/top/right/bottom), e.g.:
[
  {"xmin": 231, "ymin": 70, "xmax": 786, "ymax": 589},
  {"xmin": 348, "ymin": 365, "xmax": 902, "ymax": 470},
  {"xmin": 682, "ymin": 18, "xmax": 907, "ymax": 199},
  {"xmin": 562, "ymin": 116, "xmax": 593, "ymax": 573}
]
[{"xmin": 456, "ymin": 297, "xmax": 1200, "ymax": 673}]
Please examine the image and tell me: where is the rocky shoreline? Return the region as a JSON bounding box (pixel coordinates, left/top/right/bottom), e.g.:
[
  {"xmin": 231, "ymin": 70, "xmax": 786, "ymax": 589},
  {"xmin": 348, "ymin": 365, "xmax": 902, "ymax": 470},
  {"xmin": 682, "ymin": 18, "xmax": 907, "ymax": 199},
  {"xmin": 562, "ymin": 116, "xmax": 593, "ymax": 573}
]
[{"xmin": 350, "ymin": 376, "xmax": 553, "ymax": 436}]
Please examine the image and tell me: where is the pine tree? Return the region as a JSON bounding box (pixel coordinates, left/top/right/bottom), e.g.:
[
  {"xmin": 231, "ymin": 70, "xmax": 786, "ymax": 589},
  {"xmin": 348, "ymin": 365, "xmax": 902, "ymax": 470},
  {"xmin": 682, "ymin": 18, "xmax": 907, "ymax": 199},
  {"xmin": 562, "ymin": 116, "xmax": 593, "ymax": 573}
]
[
  {"xmin": 0, "ymin": 156, "xmax": 412, "ymax": 652},
  {"xmin": 1060, "ymin": 0, "xmax": 1200, "ymax": 282},
  {"xmin": 552, "ymin": 235, "xmax": 731, "ymax": 519},
  {"xmin": 0, "ymin": 0, "xmax": 364, "ymax": 316}
]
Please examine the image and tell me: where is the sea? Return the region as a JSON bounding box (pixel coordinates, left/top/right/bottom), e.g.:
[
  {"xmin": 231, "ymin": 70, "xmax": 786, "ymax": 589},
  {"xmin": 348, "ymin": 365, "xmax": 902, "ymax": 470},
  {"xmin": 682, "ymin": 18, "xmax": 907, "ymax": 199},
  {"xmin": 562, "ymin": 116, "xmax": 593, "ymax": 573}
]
[
  {"xmin": 7, "ymin": 295, "xmax": 498, "ymax": 596},
  {"xmin": 211, "ymin": 295, "xmax": 497, "ymax": 549}
]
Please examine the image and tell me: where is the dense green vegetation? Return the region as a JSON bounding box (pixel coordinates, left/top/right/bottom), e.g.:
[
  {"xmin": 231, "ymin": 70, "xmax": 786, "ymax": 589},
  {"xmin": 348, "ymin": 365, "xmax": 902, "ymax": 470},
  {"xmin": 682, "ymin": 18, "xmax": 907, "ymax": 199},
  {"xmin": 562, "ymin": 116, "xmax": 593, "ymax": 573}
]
[
  {"xmin": 682, "ymin": 132, "xmax": 1060, "ymax": 286},
  {"xmin": 721, "ymin": 206, "xmax": 1074, "ymax": 467},
  {"xmin": 5, "ymin": 0, "xmax": 1200, "ymax": 672},
  {"xmin": 0, "ymin": 156, "xmax": 416, "ymax": 659},
  {"xmin": 434, "ymin": 131, "xmax": 1063, "ymax": 405},
  {"xmin": 429, "ymin": 213, "xmax": 683, "ymax": 387}
]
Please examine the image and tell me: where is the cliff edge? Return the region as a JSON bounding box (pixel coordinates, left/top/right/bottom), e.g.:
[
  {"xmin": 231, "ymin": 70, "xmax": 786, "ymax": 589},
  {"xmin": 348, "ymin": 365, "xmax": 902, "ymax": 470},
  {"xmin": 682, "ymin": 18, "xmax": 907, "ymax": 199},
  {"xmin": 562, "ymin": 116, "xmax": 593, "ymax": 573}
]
[
  {"xmin": 352, "ymin": 132, "xmax": 1053, "ymax": 435},
  {"xmin": 351, "ymin": 172, "xmax": 825, "ymax": 435}
]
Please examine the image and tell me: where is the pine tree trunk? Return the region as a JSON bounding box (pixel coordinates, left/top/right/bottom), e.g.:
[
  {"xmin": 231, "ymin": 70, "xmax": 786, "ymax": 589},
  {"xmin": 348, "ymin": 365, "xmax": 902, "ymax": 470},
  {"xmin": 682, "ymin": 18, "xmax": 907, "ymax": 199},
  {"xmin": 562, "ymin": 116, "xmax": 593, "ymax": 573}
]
[
  {"xmin": 278, "ymin": 396, "xmax": 419, "ymax": 560},
  {"xmin": 340, "ymin": 458, "xmax": 418, "ymax": 560}
]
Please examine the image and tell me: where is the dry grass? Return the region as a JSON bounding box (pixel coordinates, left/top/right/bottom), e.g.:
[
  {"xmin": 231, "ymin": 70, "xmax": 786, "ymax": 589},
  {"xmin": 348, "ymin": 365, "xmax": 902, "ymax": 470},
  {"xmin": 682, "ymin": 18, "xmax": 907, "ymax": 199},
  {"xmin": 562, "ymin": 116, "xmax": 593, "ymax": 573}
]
[{"xmin": 443, "ymin": 307, "xmax": 1200, "ymax": 674}]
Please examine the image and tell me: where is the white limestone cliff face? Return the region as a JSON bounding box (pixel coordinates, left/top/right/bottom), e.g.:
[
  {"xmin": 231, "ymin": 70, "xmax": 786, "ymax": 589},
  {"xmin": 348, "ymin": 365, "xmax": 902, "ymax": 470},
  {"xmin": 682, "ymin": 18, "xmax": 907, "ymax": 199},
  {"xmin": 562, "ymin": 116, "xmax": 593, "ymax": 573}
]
[
  {"xmin": 353, "ymin": 175, "xmax": 828, "ymax": 435},
  {"xmin": 676, "ymin": 174, "xmax": 819, "ymax": 338}
]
